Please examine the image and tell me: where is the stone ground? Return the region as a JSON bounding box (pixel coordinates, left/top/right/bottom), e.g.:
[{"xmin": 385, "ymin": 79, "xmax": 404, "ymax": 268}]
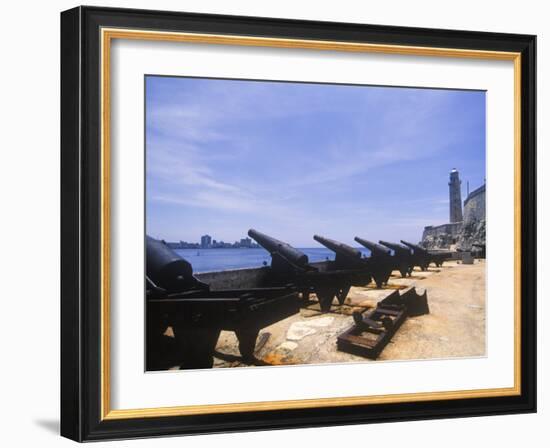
[{"xmin": 211, "ymin": 259, "xmax": 486, "ymax": 368}]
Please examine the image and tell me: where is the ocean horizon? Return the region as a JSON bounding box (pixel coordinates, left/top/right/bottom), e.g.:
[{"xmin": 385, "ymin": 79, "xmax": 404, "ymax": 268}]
[{"xmin": 175, "ymin": 247, "xmax": 372, "ymax": 273}]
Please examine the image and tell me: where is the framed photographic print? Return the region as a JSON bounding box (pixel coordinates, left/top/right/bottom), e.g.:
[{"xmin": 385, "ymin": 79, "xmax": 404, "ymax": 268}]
[{"xmin": 60, "ymin": 6, "xmax": 536, "ymax": 441}]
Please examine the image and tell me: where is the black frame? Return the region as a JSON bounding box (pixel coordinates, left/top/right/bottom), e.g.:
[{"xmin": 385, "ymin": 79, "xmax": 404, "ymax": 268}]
[{"xmin": 61, "ymin": 6, "xmax": 536, "ymax": 442}]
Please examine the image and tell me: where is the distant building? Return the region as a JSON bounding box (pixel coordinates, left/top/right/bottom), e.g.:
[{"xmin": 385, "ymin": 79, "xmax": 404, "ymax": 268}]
[
  {"xmin": 166, "ymin": 234, "xmax": 260, "ymax": 249},
  {"xmin": 200, "ymin": 234, "xmax": 212, "ymax": 249},
  {"xmin": 240, "ymin": 237, "xmax": 252, "ymax": 248}
]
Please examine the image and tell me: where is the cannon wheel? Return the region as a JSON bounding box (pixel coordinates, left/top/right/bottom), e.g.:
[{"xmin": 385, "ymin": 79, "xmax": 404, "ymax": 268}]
[
  {"xmin": 336, "ymin": 286, "xmax": 351, "ymax": 305},
  {"xmin": 316, "ymin": 288, "xmax": 337, "ymax": 312}
]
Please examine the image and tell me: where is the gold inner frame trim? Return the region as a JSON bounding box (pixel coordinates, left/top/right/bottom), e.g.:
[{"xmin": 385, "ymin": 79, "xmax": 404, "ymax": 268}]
[{"xmin": 100, "ymin": 27, "xmax": 522, "ymax": 420}]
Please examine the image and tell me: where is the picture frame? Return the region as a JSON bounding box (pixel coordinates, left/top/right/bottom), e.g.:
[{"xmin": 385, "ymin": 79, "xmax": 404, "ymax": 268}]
[{"xmin": 60, "ymin": 5, "xmax": 536, "ymax": 441}]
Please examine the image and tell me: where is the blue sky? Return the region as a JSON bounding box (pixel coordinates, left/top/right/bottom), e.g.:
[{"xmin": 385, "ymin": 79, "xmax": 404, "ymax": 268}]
[{"xmin": 146, "ymin": 76, "xmax": 485, "ymax": 247}]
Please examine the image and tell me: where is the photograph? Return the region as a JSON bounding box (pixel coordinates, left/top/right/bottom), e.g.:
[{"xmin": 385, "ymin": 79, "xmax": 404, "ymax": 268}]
[
  {"xmin": 144, "ymin": 76, "xmax": 487, "ymax": 371},
  {"xmin": 57, "ymin": 4, "xmax": 537, "ymax": 442}
]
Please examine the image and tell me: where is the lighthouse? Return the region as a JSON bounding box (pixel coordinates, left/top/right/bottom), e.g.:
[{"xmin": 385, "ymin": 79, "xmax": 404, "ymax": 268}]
[{"xmin": 448, "ymin": 168, "xmax": 463, "ymax": 223}]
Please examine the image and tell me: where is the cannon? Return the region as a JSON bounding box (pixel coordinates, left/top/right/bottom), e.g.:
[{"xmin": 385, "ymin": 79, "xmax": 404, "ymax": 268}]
[
  {"xmin": 247, "ymin": 228, "xmax": 310, "ymax": 275},
  {"xmin": 428, "ymin": 250, "xmax": 450, "ymax": 267},
  {"xmin": 312, "ymin": 235, "xmax": 363, "ymax": 266},
  {"xmin": 354, "ymin": 237, "xmax": 395, "ymax": 287},
  {"xmin": 400, "ymin": 240, "xmax": 452, "ymax": 268},
  {"xmin": 400, "ymin": 240, "xmax": 431, "ymax": 271},
  {"xmin": 378, "ymin": 240, "xmax": 415, "ymax": 277},
  {"xmin": 248, "ymin": 229, "xmax": 364, "ymax": 312},
  {"xmin": 427, "ymin": 250, "xmax": 453, "ymax": 267},
  {"xmin": 472, "ymin": 242, "xmax": 486, "ymax": 259},
  {"xmin": 147, "ymin": 236, "xmax": 206, "ymax": 292},
  {"xmin": 312, "ymin": 234, "xmax": 373, "ymax": 298},
  {"xmin": 146, "ymin": 236, "xmax": 300, "ymax": 370}
]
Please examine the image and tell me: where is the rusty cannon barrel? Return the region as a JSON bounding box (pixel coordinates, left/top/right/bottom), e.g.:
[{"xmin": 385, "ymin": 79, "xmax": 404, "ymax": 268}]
[
  {"xmin": 379, "ymin": 240, "xmax": 414, "ymax": 277},
  {"xmin": 401, "ymin": 240, "xmax": 452, "ymax": 267},
  {"xmin": 400, "ymin": 240, "xmax": 428, "ymax": 254},
  {"xmin": 146, "ymin": 235, "xmax": 205, "ymax": 293},
  {"xmin": 313, "ymin": 234, "xmax": 362, "ymax": 261},
  {"xmin": 313, "ymin": 234, "xmax": 372, "ymax": 302},
  {"xmin": 400, "ymin": 240, "xmax": 430, "ymax": 271},
  {"xmin": 248, "ymin": 228, "xmax": 309, "ymax": 268},
  {"xmin": 354, "ymin": 236, "xmax": 394, "ymax": 288},
  {"xmin": 379, "ymin": 240, "xmax": 411, "ymax": 255},
  {"xmin": 354, "ymin": 237, "xmax": 391, "ymax": 257}
]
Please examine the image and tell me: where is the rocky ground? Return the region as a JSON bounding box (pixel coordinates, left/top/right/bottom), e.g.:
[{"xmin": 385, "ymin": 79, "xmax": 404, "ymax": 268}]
[{"xmin": 211, "ymin": 259, "xmax": 486, "ymax": 368}]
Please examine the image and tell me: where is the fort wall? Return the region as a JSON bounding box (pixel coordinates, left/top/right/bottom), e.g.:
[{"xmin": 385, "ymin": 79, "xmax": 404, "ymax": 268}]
[
  {"xmin": 463, "ymin": 184, "xmax": 486, "ymax": 225},
  {"xmin": 458, "ymin": 185, "xmax": 486, "ymax": 249},
  {"xmin": 421, "ymin": 222, "xmax": 462, "ymax": 249},
  {"xmin": 421, "ymin": 175, "xmax": 485, "ymax": 251}
]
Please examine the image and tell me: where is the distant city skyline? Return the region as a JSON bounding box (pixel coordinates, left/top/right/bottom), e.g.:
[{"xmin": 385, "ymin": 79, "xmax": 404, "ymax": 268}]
[
  {"xmin": 146, "ymin": 76, "xmax": 486, "ymax": 247},
  {"xmin": 161, "ymin": 234, "xmax": 260, "ymax": 250}
]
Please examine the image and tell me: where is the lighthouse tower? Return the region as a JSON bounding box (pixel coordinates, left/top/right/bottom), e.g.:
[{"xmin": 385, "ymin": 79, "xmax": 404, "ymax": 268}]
[{"xmin": 449, "ymin": 168, "xmax": 463, "ymax": 223}]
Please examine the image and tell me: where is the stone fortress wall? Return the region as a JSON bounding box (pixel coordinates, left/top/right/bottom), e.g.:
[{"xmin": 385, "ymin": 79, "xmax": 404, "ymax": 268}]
[
  {"xmin": 462, "ymin": 184, "xmax": 486, "ymax": 225},
  {"xmin": 458, "ymin": 184, "xmax": 486, "ymax": 250},
  {"xmin": 421, "ymin": 222, "xmax": 462, "ymax": 249},
  {"xmin": 421, "ymin": 169, "xmax": 485, "ymax": 251}
]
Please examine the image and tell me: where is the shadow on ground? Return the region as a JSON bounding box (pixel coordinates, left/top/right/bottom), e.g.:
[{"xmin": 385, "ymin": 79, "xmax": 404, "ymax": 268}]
[{"xmin": 34, "ymin": 419, "xmax": 59, "ymax": 435}]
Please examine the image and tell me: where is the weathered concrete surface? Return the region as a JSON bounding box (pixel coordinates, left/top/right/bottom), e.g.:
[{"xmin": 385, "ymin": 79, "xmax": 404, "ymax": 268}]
[
  {"xmin": 212, "ymin": 260, "xmax": 486, "ymax": 368},
  {"xmin": 196, "ymin": 261, "xmax": 332, "ymax": 290},
  {"xmin": 196, "ymin": 267, "xmax": 269, "ymax": 290}
]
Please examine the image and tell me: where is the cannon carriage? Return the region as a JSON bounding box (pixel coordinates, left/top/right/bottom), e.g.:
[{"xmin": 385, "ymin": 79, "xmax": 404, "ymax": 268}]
[
  {"xmin": 353, "ymin": 237, "xmax": 395, "ymax": 287},
  {"xmin": 378, "ymin": 240, "xmax": 416, "ymax": 277},
  {"xmin": 400, "ymin": 239, "xmax": 452, "ymax": 268},
  {"xmin": 400, "ymin": 239, "xmax": 431, "ymax": 271},
  {"xmin": 248, "ymin": 229, "xmax": 367, "ymax": 312},
  {"xmin": 146, "ymin": 236, "xmax": 300, "ymax": 370},
  {"xmin": 311, "ymin": 234, "xmax": 374, "ymax": 302}
]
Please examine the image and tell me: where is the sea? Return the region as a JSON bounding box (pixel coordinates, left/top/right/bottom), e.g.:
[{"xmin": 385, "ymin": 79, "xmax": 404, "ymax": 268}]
[{"xmin": 175, "ymin": 247, "xmax": 372, "ymax": 273}]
